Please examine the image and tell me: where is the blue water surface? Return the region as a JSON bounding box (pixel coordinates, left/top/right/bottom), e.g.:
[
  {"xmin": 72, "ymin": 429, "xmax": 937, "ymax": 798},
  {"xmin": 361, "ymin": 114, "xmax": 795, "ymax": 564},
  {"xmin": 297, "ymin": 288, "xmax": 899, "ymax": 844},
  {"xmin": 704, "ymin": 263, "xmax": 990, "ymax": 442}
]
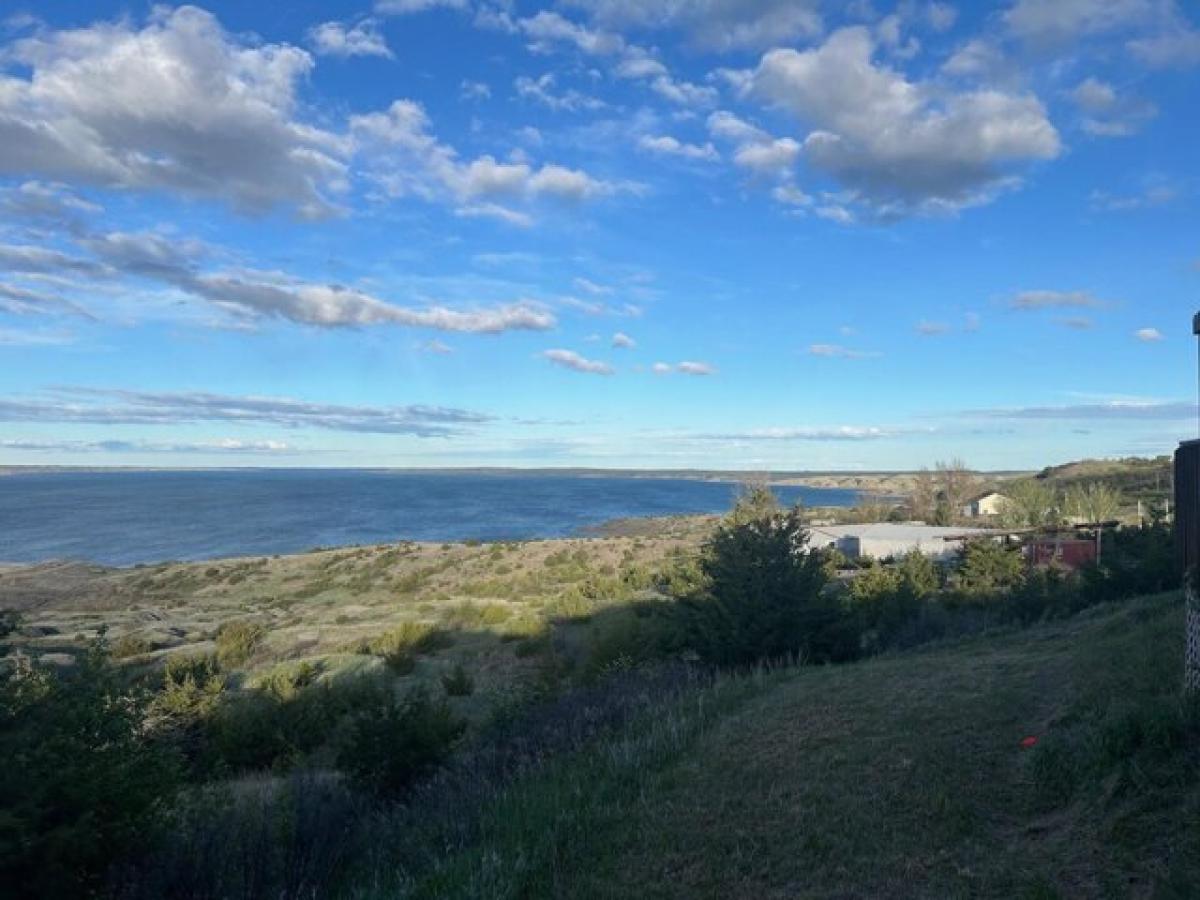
[{"xmin": 0, "ymin": 470, "xmax": 860, "ymax": 565}]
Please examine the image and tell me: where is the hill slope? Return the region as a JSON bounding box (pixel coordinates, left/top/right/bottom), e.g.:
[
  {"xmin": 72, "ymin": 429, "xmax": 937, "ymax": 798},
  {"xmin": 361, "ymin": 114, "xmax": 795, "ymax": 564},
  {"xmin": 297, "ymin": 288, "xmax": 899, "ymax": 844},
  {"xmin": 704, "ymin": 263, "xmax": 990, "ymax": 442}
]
[{"xmin": 414, "ymin": 592, "xmax": 1198, "ymax": 899}]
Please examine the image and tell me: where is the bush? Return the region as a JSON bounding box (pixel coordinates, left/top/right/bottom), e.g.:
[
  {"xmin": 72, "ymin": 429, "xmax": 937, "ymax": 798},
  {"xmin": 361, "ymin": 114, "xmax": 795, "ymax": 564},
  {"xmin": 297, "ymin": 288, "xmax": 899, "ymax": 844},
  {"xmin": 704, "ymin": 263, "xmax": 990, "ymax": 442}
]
[
  {"xmin": 337, "ymin": 688, "xmax": 465, "ymax": 797},
  {"xmin": 953, "ymin": 539, "xmax": 1025, "ymax": 597},
  {"xmin": 366, "ymin": 622, "xmax": 451, "ymax": 673},
  {"xmin": 441, "ymin": 663, "xmax": 475, "ymax": 697},
  {"xmin": 214, "ymin": 620, "xmax": 266, "ymax": 668},
  {"xmin": 210, "ymin": 673, "xmax": 390, "ymax": 773},
  {"xmin": 680, "ymin": 492, "xmax": 855, "ymax": 667},
  {"xmin": 112, "ymin": 632, "xmax": 154, "ymax": 658},
  {"xmin": 0, "ymin": 639, "xmax": 182, "ymax": 897}
]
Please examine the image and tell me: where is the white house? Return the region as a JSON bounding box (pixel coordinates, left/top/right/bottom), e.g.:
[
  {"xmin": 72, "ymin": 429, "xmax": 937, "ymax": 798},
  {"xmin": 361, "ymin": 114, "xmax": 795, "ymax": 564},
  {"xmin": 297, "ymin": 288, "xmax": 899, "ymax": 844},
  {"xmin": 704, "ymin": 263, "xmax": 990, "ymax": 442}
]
[
  {"xmin": 808, "ymin": 523, "xmax": 997, "ymax": 562},
  {"xmin": 962, "ymin": 492, "xmax": 1010, "ymax": 518}
]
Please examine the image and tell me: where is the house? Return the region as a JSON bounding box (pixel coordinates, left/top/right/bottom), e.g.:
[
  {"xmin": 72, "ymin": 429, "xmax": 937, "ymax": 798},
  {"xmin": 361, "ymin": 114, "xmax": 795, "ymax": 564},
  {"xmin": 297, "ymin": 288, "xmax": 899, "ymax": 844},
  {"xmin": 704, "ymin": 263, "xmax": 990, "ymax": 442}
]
[
  {"xmin": 962, "ymin": 491, "xmax": 1010, "ymax": 518},
  {"xmin": 808, "ymin": 523, "xmax": 997, "ymax": 562}
]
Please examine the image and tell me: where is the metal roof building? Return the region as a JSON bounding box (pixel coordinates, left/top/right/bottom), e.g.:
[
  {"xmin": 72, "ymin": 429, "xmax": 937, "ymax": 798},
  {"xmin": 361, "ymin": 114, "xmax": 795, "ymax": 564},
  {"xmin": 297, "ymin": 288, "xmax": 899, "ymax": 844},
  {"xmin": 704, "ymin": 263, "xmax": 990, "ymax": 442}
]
[{"xmin": 808, "ymin": 523, "xmax": 997, "ymax": 561}]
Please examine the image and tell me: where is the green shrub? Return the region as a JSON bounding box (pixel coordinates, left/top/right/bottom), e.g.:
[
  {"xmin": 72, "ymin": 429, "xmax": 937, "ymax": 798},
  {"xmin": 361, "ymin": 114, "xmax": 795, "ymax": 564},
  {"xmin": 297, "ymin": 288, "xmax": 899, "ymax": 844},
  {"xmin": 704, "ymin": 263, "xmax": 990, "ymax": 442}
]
[
  {"xmin": 441, "ymin": 663, "xmax": 475, "ymax": 697},
  {"xmin": 366, "ymin": 622, "xmax": 451, "ymax": 673},
  {"xmin": 337, "ymin": 688, "xmax": 465, "ymax": 796},
  {"xmin": 681, "ymin": 491, "xmax": 855, "ymax": 666},
  {"xmin": 0, "ymin": 639, "xmax": 182, "ymax": 897},
  {"xmin": 210, "ymin": 673, "xmax": 390, "ymax": 773},
  {"xmin": 214, "ymin": 620, "xmax": 266, "ymax": 668},
  {"xmin": 953, "ymin": 539, "xmax": 1025, "ymax": 597},
  {"xmin": 112, "ymin": 632, "xmax": 154, "ymax": 658}
]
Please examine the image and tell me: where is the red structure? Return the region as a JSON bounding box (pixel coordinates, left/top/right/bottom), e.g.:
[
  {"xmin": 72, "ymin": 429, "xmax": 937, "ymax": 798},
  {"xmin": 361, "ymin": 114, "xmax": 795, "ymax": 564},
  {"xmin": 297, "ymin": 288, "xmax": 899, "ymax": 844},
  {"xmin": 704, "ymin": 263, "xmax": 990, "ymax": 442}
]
[{"xmin": 1025, "ymin": 537, "xmax": 1097, "ymax": 570}]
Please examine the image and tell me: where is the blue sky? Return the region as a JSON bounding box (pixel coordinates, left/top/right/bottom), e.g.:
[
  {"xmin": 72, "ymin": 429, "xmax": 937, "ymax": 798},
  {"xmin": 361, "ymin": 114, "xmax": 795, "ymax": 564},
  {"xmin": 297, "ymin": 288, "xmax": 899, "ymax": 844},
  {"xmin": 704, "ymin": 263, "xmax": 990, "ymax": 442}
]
[{"xmin": 0, "ymin": 0, "xmax": 1197, "ymax": 471}]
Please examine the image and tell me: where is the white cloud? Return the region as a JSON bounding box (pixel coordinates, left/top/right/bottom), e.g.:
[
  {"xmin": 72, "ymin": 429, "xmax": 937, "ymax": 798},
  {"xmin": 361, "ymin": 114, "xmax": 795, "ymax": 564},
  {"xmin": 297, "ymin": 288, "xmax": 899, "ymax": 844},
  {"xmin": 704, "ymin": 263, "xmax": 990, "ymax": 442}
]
[
  {"xmin": 732, "ymin": 137, "xmax": 801, "ymax": 178},
  {"xmin": 562, "ymin": 0, "xmax": 824, "ymax": 51},
  {"xmin": 0, "ymin": 437, "xmax": 296, "ymax": 454},
  {"xmin": 807, "ymin": 343, "xmax": 879, "ymax": 359},
  {"xmin": 1004, "ymin": 0, "xmax": 1200, "ymax": 67},
  {"xmin": 745, "ymin": 27, "xmax": 1061, "ymax": 217},
  {"xmin": 926, "ymin": 3, "xmax": 958, "ymax": 32},
  {"xmin": 515, "ymin": 73, "xmax": 607, "ymax": 112},
  {"xmin": 1004, "ymin": 0, "xmax": 1163, "ymax": 44},
  {"xmin": 460, "ymin": 79, "xmax": 492, "ymax": 101},
  {"xmin": 1060, "ymin": 316, "xmax": 1094, "ymax": 330},
  {"xmin": 9, "ymin": 224, "xmax": 558, "ymax": 332},
  {"xmin": 352, "ymin": 100, "xmax": 635, "ymax": 215},
  {"xmin": 1009, "ymin": 290, "xmax": 1106, "ymax": 310},
  {"xmin": 1135, "ymin": 327, "xmax": 1164, "ymax": 341},
  {"xmin": 0, "ymin": 387, "xmax": 493, "ymax": 435},
  {"xmin": 916, "ymin": 320, "xmax": 950, "ymax": 335},
  {"xmin": 1069, "ymin": 78, "xmax": 1157, "ymax": 136},
  {"xmin": 541, "ymin": 348, "xmax": 615, "ymax": 374},
  {"xmin": 420, "ymin": 338, "xmax": 454, "ymax": 354},
  {"xmin": 573, "ymin": 277, "xmax": 611, "ymax": 295},
  {"xmin": 309, "ymin": 19, "xmax": 393, "ymax": 58},
  {"xmin": 376, "ymin": 0, "xmax": 467, "ymax": 14},
  {"xmin": 637, "ymin": 135, "xmax": 719, "ymax": 161},
  {"xmin": 1089, "ymin": 184, "xmax": 1176, "ymax": 211},
  {"xmin": 677, "ymin": 360, "xmax": 717, "ymax": 376},
  {"xmin": 0, "ymin": 7, "xmax": 351, "ymax": 218},
  {"xmin": 1129, "ymin": 28, "xmax": 1200, "ymax": 67},
  {"xmin": 612, "ymin": 331, "xmax": 636, "ymax": 348},
  {"xmin": 691, "ymin": 425, "xmax": 909, "ymax": 442},
  {"xmin": 0, "ymin": 282, "xmax": 95, "ymax": 319}
]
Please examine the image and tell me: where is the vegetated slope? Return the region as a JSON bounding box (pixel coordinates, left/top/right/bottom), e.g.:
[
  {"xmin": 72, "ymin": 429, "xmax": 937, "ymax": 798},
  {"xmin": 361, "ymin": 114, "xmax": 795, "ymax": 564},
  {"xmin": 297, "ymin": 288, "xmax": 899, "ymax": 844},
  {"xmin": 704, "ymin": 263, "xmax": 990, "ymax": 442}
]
[
  {"xmin": 1037, "ymin": 456, "xmax": 1173, "ymax": 507},
  {"xmin": 416, "ymin": 591, "xmax": 1198, "ymax": 899}
]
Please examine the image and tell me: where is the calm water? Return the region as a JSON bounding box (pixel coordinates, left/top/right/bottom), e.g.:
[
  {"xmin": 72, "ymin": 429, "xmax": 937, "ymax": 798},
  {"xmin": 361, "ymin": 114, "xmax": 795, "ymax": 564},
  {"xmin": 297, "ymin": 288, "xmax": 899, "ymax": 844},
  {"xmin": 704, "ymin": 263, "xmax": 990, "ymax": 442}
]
[{"xmin": 0, "ymin": 470, "xmax": 860, "ymax": 566}]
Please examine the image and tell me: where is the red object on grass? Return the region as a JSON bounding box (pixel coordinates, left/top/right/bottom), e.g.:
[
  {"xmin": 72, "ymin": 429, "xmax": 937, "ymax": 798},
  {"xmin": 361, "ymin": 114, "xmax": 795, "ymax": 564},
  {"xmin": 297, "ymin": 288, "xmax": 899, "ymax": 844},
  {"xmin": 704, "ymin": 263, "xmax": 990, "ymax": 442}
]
[{"xmin": 1020, "ymin": 736, "xmax": 1038, "ymax": 748}]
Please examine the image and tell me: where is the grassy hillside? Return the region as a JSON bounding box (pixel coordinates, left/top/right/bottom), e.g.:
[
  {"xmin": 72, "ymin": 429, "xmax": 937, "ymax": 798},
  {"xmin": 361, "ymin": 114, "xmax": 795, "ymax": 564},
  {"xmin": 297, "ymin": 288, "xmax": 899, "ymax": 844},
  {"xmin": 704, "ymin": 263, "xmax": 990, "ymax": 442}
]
[
  {"xmin": 408, "ymin": 591, "xmax": 1197, "ymax": 899},
  {"xmin": 0, "ymin": 518, "xmax": 711, "ymax": 714},
  {"xmin": 1036, "ymin": 456, "xmax": 1173, "ymax": 510}
]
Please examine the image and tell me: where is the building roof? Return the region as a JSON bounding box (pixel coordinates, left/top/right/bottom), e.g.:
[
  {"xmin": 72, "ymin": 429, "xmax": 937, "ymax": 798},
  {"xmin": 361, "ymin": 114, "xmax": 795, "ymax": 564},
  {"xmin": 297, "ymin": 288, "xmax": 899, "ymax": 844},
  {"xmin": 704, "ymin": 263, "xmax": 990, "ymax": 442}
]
[{"xmin": 809, "ymin": 523, "xmax": 996, "ymax": 543}]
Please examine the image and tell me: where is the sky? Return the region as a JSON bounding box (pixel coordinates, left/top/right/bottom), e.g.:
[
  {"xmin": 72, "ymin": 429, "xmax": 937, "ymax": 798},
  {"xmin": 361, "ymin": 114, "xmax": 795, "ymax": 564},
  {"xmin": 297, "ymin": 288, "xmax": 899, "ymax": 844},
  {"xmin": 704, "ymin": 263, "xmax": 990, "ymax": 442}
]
[{"xmin": 0, "ymin": 0, "xmax": 1198, "ymax": 471}]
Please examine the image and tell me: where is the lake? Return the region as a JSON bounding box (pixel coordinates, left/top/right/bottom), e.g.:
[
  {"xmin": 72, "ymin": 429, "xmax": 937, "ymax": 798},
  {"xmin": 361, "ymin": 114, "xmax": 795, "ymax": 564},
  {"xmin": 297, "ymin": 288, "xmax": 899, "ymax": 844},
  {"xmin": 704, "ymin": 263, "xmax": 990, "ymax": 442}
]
[{"xmin": 0, "ymin": 469, "xmax": 861, "ymax": 566}]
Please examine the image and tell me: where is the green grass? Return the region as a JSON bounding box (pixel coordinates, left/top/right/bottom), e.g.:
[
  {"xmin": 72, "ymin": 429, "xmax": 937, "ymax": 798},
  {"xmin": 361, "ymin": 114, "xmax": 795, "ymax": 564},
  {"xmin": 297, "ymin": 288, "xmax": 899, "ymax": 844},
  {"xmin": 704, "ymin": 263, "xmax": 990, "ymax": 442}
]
[{"xmin": 400, "ymin": 591, "xmax": 1198, "ymax": 899}]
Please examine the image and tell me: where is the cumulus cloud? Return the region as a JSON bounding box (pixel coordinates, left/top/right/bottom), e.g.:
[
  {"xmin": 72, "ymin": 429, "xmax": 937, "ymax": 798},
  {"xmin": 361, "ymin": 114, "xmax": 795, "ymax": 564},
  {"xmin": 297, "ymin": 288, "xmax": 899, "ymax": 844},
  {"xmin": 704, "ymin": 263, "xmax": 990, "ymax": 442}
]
[
  {"xmin": 611, "ymin": 331, "xmax": 636, "ymax": 349},
  {"xmin": 676, "ymin": 361, "xmax": 717, "ymax": 376},
  {"xmin": 460, "ymin": 79, "xmax": 492, "ymax": 101},
  {"xmin": 0, "ymin": 6, "xmax": 351, "ymax": 218},
  {"xmin": 563, "ymin": 0, "xmax": 823, "ymax": 51},
  {"xmin": 1005, "ymin": 0, "xmax": 1167, "ymax": 45},
  {"xmin": 744, "ymin": 27, "xmax": 1061, "ymax": 217},
  {"xmin": 1135, "ymin": 327, "xmax": 1164, "ymax": 341},
  {"xmin": 637, "ymin": 135, "xmax": 719, "ymax": 162},
  {"xmin": 308, "ymin": 19, "xmax": 393, "ymax": 58},
  {"xmin": 1009, "ymin": 290, "xmax": 1107, "ymax": 310},
  {"xmin": 0, "ymin": 388, "xmax": 491, "ymax": 436},
  {"xmin": 541, "ymin": 348, "xmax": 615, "ymax": 374},
  {"xmin": 515, "ymin": 73, "xmax": 607, "ymax": 112},
  {"xmin": 353, "ymin": 100, "xmax": 635, "ymax": 214},
  {"xmin": 1069, "ymin": 78, "xmax": 1157, "ymax": 136}
]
